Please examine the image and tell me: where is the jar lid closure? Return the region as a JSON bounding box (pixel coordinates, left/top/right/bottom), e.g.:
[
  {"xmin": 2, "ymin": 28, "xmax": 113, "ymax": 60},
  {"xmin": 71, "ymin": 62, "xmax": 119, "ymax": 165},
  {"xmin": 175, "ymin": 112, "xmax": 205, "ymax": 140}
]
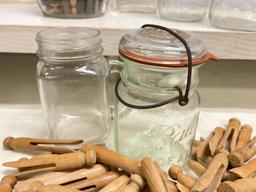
[{"xmin": 119, "ymin": 27, "xmax": 217, "ymax": 67}]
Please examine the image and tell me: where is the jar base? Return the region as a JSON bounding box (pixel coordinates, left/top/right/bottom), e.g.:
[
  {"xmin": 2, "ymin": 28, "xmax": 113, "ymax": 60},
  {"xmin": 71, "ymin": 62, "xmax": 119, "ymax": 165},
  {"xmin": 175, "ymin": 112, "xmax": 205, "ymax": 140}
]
[
  {"xmin": 210, "ymin": 17, "xmax": 256, "ymax": 32},
  {"xmin": 159, "ymin": 13, "xmax": 205, "ymax": 22},
  {"xmin": 41, "ymin": 11, "xmax": 105, "ymax": 19},
  {"xmin": 117, "ymin": 3, "xmax": 156, "ymax": 13}
]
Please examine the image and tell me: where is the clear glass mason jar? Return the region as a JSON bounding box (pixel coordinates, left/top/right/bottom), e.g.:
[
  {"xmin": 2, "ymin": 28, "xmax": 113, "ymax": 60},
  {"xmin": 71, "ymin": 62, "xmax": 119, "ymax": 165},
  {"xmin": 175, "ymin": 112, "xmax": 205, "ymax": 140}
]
[
  {"xmin": 36, "ymin": 27, "xmax": 111, "ymax": 142},
  {"xmin": 114, "ymin": 25, "xmax": 216, "ymax": 169},
  {"xmin": 158, "ymin": 0, "xmax": 210, "ymax": 22},
  {"xmin": 209, "ymin": 0, "xmax": 256, "ymax": 31},
  {"xmin": 37, "ymin": 0, "xmax": 106, "ymax": 19},
  {"xmin": 116, "ymin": 0, "xmax": 157, "ymax": 13}
]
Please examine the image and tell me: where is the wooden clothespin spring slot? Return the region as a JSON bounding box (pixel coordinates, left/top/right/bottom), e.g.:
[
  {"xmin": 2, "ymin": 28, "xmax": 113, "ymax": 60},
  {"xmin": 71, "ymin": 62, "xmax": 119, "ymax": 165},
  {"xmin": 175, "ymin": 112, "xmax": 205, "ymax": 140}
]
[
  {"xmin": 3, "ymin": 151, "xmax": 95, "ymax": 178},
  {"xmin": 3, "ymin": 137, "xmax": 83, "ymax": 154}
]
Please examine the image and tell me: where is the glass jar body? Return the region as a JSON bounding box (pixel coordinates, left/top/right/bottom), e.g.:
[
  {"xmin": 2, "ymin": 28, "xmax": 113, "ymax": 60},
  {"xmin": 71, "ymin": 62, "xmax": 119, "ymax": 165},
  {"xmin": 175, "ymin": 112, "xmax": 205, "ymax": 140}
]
[
  {"xmin": 114, "ymin": 60, "xmax": 201, "ymax": 170},
  {"xmin": 37, "ymin": 0, "xmax": 106, "ymax": 19},
  {"xmin": 209, "ymin": 0, "xmax": 256, "ymax": 31},
  {"xmin": 116, "ymin": 0, "xmax": 157, "ymax": 13},
  {"xmin": 37, "ymin": 57, "xmax": 111, "ymax": 142},
  {"xmin": 158, "ymin": 0, "xmax": 210, "ymax": 22}
]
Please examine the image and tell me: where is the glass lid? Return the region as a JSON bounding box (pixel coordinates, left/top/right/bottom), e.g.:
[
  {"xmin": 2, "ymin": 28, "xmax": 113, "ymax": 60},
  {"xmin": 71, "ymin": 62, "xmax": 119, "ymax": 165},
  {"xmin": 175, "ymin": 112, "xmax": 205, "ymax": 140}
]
[{"xmin": 119, "ymin": 27, "xmax": 217, "ymax": 67}]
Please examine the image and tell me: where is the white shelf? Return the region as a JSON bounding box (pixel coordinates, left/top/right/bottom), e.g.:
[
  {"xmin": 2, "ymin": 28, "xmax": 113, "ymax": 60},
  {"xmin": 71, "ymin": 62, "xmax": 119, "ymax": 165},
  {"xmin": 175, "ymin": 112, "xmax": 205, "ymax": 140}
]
[{"xmin": 0, "ymin": 3, "xmax": 256, "ymax": 59}]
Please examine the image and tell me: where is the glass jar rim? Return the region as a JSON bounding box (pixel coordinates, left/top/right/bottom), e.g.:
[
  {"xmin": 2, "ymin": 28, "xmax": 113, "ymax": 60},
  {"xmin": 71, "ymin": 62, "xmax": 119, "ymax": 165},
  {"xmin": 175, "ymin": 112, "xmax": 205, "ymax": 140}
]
[
  {"xmin": 36, "ymin": 27, "xmax": 103, "ymax": 61},
  {"xmin": 36, "ymin": 27, "xmax": 101, "ymax": 44}
]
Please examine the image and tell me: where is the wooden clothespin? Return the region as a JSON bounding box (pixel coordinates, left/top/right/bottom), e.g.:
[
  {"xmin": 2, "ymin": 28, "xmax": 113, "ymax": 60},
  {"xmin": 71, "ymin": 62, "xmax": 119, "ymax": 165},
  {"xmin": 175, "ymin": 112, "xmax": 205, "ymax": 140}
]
[
  {"xmin": 229, "ymin": 136, "xmax": 256, "ymax": 167},
  {"xmin": 82, "ymin": 144, "xmax": 142, "ymax": 175},
  {"xmin": 169, "ymin": 165, "xmax": 197, "ymax": 190},
  {"xmin": 29, "ymin": 181, "xmax": 81, "ymax": 192},
  {"xmin": 218, "ymin": 177, "xmax": 256, "ymax": 192},
  {"xmin": 15, "ymin": 164, "xmax": 108, "ymax": 192},
  {"xmin": 230, "ymin": 159, "xmax": 256, "ymax": 178},
  {"xmin": 122, "ymin": 174, "xmax": 145, "ymax": 192},
  {"xmin": 48, "ymin": 3, "xmax": 63, "ymax": 14},
  {"xmin": 176, "ymin": 182, "xmax": 190, "ymax": 192},
  {"xmin": 191, "ymin": 153, "xmax": 229, "ymax": 192},
  {"xmin": 187, "ymin": 159, "xmax": 206, "ymax": 177},
  {"xmin": 235, "ymin": 124, "xmax": 253, "ymax": 151},
  {"xmin": 66, "ymin": 171, "xmax": 120, "ymax": 191},
  {"xmin": 154, "ymin": 162, "xmax": 178, "ymax": 192},
  {"xmin": 3, "ymin": 151, "xmax": 95, "ymax": 178},
  {"xmin": 217, "ymin": 118, "xmax": 241, "ymax": 153},
  {"xmin": 141, "ymin": 157, "xmax": 169, "ymax": 192},
  {"xmin": 69, "ymin": 0, "xmax": 78, "ymax": 15},
  {"xmin": 0, "ymin": 175, "xmax": 17, "ymax": 192},
  {"xmin": 98, "ymin": 175, "xmax": 130, "ymax": 192},
  {"xmin": 3, "ymin": 137, "xmax": 83, "ymax": 154}
]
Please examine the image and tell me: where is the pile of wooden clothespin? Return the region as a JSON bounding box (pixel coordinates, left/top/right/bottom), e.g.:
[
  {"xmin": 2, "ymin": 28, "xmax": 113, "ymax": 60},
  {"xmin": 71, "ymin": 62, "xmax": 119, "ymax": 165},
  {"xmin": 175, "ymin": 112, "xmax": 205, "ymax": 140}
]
[
  {"xmin": 169, "ymin": 118, "xmax": 256, "ymax": 192},
  {"xmin": 0, "ymin": 117, "xmax": 256, "ymax": 192},
  {"xmin": 0, "ymin": 137, "xmax": 177, "ymax": 192}
]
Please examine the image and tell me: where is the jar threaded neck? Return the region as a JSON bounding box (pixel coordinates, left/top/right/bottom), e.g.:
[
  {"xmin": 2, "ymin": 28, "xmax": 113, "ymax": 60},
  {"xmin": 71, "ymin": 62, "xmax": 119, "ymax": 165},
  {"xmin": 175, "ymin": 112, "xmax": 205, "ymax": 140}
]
[{"xmin": 36, "ymin": 27, "xmax": 103, "ymax": 62}]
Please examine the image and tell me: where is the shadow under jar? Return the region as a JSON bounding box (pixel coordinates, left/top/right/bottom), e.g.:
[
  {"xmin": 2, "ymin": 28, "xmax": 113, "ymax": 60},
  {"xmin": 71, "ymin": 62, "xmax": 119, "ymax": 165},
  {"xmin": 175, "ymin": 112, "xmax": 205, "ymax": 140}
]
[
  {"xmin": 209, "ymin": 0, "xmax": 256, "ymax": 31},
  {"xmin": 36, "ymin": 27, "xmax": 111, "ymax": 142},
  {"xmin": 114, "ymin": 25, "xmax": 217, "ymax": 170},
  {"xmin": 37, "ymin": 0, "xmax": 106, "ymax": 18},
  {"xmin": 158, "ymin": 0, "xmax": 210, "ymax": 22}
]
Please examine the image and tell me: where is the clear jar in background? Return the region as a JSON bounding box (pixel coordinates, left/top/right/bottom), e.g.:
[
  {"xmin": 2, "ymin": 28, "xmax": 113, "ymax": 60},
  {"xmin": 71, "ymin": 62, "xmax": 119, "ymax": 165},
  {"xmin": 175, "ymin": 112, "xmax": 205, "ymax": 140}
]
[
  {"xmin": 209, "ymin": 0, "xmax": 256, "ymax": 31},
  {"xmin": 114, "ymin": 26, "xmax": 217, "ymax": 169},
  {"xmin": 36, "ymin": 27, "xmax": 111, "ymax": 142},
  {"xmin": 37, "ymin": 0, "xmax": 106, "ymax": 18},
  {"xmin": 116, "ymin": 0, "xmax": 157, "ymax": 13},
  {"xmin": 158, "ymin": 0, "xmax": 210, "ymax": 22}
]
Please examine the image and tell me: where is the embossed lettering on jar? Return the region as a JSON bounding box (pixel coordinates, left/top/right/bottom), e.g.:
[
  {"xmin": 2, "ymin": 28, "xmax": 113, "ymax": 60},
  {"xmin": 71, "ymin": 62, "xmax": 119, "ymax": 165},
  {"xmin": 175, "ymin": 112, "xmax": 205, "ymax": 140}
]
[{"xmin": 114, "ymin": 27, "xmax": 217, "ymax": 170}]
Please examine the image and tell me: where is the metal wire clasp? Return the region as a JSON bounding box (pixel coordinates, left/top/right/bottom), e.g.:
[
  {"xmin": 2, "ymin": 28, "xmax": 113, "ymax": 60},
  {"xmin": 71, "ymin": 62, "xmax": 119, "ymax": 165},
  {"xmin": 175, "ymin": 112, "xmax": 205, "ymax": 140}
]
[{"xmin": 115, "ymin": 24, "xmax": 193, "ymax": 109}]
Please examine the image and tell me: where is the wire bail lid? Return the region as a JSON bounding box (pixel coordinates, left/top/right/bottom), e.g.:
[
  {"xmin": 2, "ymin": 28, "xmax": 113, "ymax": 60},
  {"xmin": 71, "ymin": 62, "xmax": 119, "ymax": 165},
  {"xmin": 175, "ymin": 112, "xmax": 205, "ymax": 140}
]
[
  {"xmin": 119, "ymin": 25, "xmax": 217, "ymax": 67},
  {"xmin": 116, "ymin": 24, "xmax": 216, "ymax": 109}
]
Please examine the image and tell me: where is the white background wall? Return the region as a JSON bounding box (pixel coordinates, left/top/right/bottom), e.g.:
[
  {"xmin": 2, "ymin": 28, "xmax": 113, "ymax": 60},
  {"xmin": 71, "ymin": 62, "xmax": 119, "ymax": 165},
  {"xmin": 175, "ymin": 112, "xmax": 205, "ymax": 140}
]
[{"xmin": 0, "ymin": 53, "xmax": 255, "ymax": 108}]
